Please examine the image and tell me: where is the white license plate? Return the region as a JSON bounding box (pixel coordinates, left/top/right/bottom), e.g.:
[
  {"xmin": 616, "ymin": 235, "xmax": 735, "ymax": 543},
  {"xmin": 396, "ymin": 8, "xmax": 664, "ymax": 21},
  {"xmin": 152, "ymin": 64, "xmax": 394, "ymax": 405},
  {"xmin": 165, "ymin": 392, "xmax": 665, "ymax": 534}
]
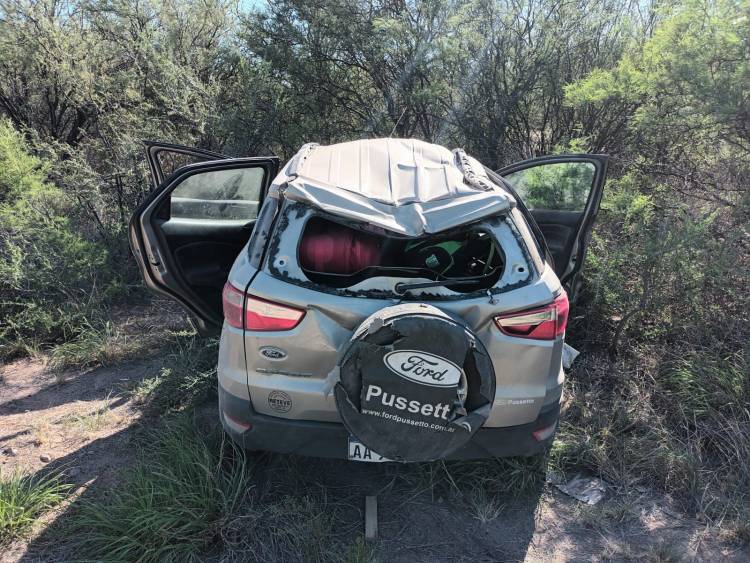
[{"xmin": 348, "ymin": 438, "xmax": 391, "ymax": 462}]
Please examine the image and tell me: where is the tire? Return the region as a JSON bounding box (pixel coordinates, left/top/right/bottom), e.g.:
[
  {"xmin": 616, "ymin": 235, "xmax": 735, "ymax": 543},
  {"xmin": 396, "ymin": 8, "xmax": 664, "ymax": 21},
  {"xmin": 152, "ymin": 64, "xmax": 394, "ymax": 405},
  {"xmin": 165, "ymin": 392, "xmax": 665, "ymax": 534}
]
[{"xmin": 335, "ymin": 303, "xmax": 496, "ymax": 462}]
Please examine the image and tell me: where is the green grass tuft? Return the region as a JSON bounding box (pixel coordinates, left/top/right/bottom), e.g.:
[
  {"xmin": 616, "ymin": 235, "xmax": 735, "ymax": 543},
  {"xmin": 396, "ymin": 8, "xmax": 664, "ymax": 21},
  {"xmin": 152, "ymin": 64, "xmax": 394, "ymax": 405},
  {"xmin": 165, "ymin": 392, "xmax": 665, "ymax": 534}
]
[
  {"xmin": 657, "ymin": 352, "xmax": 747, "ymax": 419},
  {"xmin": 0, "ymin": 469, "xmax": 70, "ymax": 545},
  {"xmin": 129, "ymin": 331, "xmax": 218, "ymax": 413},
  {"xmin": 71, "ymin": 416, "xmax": 252, "ymax": 562},
  {"xmin": 48, "ymin": 320, "xmax": 131, "ymax": 372}
]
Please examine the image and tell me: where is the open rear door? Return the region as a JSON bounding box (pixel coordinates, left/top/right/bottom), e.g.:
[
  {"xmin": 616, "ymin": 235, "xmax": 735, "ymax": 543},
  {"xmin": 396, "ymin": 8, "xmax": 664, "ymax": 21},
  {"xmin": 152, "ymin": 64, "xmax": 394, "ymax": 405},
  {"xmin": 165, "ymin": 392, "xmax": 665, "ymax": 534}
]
[
  {"xmin": 496, "ymin": 154, "xmax": 608, "ymax": 298},
  {"xmin": 130, "ymin": 143, "xmax": 280, "ymax": 333}
]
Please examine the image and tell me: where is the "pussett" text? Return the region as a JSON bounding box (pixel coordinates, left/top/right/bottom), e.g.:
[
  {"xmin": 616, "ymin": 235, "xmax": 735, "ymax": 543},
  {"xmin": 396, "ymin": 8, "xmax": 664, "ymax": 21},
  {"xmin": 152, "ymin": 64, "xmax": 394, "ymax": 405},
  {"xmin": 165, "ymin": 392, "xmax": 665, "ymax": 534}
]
[{"xmin": 364, "ymin": 384, "xmax": 450, "ymax": 419}]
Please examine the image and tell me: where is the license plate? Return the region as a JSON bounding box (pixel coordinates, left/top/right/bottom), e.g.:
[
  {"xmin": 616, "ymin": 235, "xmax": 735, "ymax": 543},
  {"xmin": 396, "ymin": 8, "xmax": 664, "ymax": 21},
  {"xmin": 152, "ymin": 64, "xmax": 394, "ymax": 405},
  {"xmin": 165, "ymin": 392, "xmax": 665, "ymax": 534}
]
[{"xmin": 348, "ymin": 438, "xmax": 391, "ymax": 462}]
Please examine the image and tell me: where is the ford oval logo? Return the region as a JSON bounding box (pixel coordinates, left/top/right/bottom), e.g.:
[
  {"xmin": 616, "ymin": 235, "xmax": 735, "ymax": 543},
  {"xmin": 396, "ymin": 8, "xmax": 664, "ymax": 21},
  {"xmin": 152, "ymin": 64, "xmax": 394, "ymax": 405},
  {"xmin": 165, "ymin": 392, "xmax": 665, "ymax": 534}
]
[
  {"xmin": 383, "ymin": 350, "xmax": 462, "ymax": 387},
  {"xmin": 260, "ymin": 346, "xmax": 287, "ymax": 360}
]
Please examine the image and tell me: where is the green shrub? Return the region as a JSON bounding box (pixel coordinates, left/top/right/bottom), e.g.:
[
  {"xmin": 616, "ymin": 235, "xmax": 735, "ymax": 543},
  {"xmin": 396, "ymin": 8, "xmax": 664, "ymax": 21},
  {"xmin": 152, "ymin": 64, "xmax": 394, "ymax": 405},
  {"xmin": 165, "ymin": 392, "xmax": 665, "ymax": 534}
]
[
  {"xmin": 557, "ymin": 4, "xmax": 749, "ymax": 528},
  {"xmin": 574, "ymin": 173, "xmax": 739, "ymax": 352},
  {"xmin": 0, "ymin": 120, "xmax": 113, "ymax": 358}
]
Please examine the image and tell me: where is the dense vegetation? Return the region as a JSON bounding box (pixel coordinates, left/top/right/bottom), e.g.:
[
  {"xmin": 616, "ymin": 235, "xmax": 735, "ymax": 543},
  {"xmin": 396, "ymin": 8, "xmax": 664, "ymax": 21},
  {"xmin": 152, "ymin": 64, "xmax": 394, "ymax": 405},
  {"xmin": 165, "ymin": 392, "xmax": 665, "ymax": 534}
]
[{"xmin": 0, "ymin": 0, "xmax": 747, "ymax": 549}]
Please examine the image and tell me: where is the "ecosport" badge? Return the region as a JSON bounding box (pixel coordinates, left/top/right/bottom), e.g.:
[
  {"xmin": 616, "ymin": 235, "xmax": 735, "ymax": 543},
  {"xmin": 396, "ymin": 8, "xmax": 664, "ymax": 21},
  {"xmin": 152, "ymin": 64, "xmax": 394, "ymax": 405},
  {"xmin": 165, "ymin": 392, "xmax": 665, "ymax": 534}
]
[{"xmin": 383, "ymin": 350, "xmax": 461, "ymax": 387}]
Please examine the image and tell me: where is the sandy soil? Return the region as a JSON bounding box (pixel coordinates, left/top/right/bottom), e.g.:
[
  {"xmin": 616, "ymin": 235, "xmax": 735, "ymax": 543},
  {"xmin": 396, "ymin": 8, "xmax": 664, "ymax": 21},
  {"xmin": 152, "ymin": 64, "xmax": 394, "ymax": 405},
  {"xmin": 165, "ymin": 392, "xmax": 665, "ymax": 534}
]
[
  {"xmin": 1, "ymin": 358, "xmax": 150, "ymax": 477},
  {"xmin": 1, "ymin": 346, "xmax": 747, "ymax": 562}
]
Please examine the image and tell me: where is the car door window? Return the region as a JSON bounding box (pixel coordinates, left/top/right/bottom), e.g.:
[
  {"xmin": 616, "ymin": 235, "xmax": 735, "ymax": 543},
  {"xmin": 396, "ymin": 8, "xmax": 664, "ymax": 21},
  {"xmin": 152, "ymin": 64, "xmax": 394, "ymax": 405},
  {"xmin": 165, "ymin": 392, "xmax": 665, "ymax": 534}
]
[
  {"xmin": 503, "ymin": 162, "xmax": 596, "ymax": 212},
  {"xmin": 496, "ymin": 155, "xmax": 608, "ymax": 298},
  {"xmin": 170, "ymin": 167, "xmax": 264, "ymax": 220}
]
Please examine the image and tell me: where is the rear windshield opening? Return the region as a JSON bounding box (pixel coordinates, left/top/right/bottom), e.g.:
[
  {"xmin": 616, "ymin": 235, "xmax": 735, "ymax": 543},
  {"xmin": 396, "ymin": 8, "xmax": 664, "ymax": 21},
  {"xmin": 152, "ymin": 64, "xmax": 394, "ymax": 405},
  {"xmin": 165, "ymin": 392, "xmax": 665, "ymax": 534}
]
[{"xmin": 298, "ymin": 216, "xmax": 504, "ymax": 292}]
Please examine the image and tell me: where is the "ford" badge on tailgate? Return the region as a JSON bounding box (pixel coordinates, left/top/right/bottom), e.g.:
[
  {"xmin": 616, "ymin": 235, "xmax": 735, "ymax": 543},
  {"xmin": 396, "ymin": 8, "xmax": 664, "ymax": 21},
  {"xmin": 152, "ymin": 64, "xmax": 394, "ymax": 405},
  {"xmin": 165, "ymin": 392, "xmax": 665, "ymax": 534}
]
[{"xmin": 383, "ymin": 350, "xmax": 461, "ymax": 387}]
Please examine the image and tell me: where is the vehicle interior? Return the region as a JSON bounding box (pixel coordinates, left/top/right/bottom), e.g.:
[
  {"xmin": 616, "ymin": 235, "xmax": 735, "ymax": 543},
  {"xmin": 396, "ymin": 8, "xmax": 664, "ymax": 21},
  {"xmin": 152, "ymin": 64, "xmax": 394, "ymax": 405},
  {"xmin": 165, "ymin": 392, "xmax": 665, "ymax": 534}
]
[
  {"xmin": 132, "ymin": 151, "xmax": 279, "ymax": 330},
  {"xmin": 298, "ymin": 216, "xmax": 504, "ymax": 292}
]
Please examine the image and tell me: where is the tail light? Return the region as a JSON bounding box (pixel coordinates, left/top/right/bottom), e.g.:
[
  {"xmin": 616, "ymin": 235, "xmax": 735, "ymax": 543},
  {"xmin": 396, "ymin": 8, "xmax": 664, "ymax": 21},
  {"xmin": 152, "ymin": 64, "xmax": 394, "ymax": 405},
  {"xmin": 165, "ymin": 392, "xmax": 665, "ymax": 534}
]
[
  {"xmin": 222, "ymin": 283, "xmax": 305, "ymax": 331},
  {"xmin": 494, "ymin": 292, "xmax": 569, "ymax": 340}
]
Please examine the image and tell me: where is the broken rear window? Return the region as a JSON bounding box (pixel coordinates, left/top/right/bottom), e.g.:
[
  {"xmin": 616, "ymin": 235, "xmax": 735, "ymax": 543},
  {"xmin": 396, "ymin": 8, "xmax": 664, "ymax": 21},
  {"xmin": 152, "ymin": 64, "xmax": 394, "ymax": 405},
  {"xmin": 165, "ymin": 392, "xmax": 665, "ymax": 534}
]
[{"xmin": 264, "ymin": 201, "xmax": 534, "ymax": 299}]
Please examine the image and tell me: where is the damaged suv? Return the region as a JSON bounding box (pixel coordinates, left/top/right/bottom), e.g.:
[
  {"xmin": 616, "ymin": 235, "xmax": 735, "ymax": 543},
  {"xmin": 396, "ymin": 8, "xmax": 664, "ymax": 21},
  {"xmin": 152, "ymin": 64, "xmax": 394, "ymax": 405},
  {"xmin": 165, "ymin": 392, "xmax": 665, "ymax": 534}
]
[{"xmin": 130, "ymin": 139, "xmax": 607, "ymax": 462}]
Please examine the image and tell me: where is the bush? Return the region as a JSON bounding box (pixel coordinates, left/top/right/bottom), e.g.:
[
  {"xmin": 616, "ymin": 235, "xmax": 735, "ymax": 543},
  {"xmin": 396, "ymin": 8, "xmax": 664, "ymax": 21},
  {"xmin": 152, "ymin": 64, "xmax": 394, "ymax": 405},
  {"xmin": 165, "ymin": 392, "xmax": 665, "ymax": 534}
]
[
  {"xmin": 558, "ymin": 28, "xmax": 750, "ymax": 516},
  {"xmin": 556, "ymin": 172, "xmax": 750, "ymax": 527},
  {"xmin": 0, "ymin": 120, "xmax": 114, "ymax": 358},
  {"xmin": 576, "ymin": 174, "xmax": 742, "ymax": 352}
]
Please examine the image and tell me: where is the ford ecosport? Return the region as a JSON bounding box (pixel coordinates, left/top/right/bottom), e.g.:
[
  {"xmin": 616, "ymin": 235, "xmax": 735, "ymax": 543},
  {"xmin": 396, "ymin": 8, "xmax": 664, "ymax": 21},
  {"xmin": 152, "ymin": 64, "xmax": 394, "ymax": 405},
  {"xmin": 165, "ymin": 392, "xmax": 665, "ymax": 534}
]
[{"xmin": 130, "ymin": 138, "xmax": 607, "ymax": 462}]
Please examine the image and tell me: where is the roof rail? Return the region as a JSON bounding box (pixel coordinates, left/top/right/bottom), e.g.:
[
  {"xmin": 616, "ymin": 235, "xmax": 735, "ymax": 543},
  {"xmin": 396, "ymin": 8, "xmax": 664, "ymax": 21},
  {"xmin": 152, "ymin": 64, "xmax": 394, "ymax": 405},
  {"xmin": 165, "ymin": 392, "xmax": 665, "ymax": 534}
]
[{"xmin": 453, "ymin": 149, "xmax": 495, "ymax": 192}]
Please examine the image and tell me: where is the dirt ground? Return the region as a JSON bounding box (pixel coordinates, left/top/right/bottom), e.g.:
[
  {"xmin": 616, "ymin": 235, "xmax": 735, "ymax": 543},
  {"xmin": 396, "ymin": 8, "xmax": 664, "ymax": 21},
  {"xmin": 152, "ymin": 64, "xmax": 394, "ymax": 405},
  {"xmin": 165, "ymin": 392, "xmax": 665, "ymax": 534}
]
[{"xmin": 1, "ymin": 336, "xmax": 747, "ymax": 562}]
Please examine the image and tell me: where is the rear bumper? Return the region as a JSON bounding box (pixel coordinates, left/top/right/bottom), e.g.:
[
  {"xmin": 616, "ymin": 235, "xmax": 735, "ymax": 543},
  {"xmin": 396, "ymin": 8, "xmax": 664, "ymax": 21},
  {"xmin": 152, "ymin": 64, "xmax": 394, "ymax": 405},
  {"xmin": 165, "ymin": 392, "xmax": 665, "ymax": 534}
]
[{"xmin": 219, "ymin": 385, "xmax": 559, "ymax": 460}]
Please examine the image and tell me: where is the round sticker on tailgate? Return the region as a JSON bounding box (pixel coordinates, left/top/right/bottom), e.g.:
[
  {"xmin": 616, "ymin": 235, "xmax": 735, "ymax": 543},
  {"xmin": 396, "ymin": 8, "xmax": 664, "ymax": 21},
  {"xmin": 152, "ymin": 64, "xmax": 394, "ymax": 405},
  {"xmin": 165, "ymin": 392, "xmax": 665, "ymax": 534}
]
[{"xmin": 268, "ymin": 390, "xmax": 292, "ymax": 413}]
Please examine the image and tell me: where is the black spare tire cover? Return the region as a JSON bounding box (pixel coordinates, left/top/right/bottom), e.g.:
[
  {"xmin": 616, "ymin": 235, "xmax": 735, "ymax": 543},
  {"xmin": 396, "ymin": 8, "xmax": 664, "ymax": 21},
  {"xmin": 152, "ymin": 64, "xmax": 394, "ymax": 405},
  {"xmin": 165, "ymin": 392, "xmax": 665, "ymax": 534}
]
[{"xmin": 335, "ymin": 303, "xmax": 496, "ymax": 462}]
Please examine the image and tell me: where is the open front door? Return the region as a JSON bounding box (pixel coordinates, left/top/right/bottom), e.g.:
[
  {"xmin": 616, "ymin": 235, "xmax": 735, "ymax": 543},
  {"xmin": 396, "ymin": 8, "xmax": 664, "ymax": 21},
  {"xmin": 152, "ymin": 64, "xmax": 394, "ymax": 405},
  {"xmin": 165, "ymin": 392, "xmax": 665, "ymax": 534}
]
[
  {"xmin": 130, "ymin": 143, "xmax": 280, "ymax": 333},
  {"xmin": 496, "ymin": 154, "xmax": 608, "ymax": 298}
]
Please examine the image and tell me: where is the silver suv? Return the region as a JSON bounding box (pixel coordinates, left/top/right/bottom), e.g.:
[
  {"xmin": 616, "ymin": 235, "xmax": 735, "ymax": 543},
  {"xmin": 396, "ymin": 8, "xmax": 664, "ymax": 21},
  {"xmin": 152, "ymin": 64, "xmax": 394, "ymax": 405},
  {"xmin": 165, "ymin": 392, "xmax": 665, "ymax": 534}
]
[{"xmin": 130, "ymin": 139, "xmax": 607, "ymax": 462}]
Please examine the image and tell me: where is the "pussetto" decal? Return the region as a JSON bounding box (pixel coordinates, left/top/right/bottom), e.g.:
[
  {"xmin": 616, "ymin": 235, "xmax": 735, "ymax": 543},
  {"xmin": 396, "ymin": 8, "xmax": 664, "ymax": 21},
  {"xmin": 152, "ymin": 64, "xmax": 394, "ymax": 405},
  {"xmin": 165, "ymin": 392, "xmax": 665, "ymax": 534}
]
[{"xmin": 383, "ymin": 350, "xmax": 462, "ymax": 387}]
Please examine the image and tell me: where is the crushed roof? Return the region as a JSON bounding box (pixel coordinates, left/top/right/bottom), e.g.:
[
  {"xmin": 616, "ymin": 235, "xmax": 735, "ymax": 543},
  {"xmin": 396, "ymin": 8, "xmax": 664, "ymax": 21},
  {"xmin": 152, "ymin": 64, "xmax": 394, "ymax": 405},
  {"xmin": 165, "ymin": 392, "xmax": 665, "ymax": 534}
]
[{"xmin": 268, "ymin": 138, "xmax": 515, "ymax": 236}]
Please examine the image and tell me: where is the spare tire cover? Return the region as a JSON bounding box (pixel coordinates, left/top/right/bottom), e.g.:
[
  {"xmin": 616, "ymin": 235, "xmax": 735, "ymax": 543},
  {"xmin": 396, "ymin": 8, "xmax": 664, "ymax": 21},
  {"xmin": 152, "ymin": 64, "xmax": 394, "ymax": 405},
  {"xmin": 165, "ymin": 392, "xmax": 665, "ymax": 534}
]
[{"xmin": 335, "ymin": 303, "xmax": 496, "ymax": 462}]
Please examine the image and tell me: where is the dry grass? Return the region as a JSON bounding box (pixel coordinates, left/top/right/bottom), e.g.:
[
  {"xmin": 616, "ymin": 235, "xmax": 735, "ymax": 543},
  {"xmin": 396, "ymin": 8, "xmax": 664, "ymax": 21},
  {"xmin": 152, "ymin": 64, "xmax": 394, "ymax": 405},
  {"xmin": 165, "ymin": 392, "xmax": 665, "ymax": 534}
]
[
  {"xmin": 48, "ymin": 321, "xmax": 134, "ymax": 372},
  {"xmin": 467, "ymin": 487, "xmax": 506, "ymax": 524},
  {"xmin": 56, "ymin": 396, "xmax": 115, "ymax": 434},
  {"xmin": 28, "ymin": 419, "xmax": 54, "ymax": 448},
  {"xmin": 551, "ymin": 346, "xmax": 749, "ymax": 536}
]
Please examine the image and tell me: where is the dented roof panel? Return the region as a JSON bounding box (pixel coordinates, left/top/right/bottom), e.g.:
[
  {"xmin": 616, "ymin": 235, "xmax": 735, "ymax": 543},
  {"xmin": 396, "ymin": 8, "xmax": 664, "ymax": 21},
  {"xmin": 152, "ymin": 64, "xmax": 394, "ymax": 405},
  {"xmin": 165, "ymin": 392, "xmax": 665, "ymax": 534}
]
[{"xmin": 268, "ymin": 138, "xmax": 515, "ymax": 236}]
